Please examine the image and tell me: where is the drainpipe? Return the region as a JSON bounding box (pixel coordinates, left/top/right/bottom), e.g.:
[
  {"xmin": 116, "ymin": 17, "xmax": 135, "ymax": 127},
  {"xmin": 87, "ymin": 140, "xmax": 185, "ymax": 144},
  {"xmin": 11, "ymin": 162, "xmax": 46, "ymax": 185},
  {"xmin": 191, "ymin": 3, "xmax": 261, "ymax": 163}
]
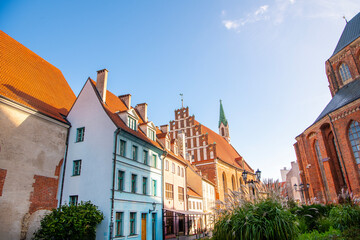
[
  {"xmin": 110, "ymin": 128, "xmax": 121, "ymax": 240},
  {"xmin": 59, "ymin": 126, "xmax": 71, "ymax": 207},
  {"xmin": 328, "ymin": 114, "xmax": 352, "ymax": 193},
  {"xmin": 161, "ymin": 151, "xmax": 168, "ymax": 240}
]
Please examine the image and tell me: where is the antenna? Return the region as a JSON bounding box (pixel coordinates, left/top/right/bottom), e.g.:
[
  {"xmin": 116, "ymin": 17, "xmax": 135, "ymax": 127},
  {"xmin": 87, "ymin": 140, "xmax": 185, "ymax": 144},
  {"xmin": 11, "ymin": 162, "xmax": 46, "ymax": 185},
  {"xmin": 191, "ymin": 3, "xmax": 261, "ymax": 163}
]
[
  {"xmin": 180, "ymin": 93, "xmax": 184, "ymax": 108},
  {"xmin": 343, "ymin": 16, "xmax": 348, "ymax": 24}
]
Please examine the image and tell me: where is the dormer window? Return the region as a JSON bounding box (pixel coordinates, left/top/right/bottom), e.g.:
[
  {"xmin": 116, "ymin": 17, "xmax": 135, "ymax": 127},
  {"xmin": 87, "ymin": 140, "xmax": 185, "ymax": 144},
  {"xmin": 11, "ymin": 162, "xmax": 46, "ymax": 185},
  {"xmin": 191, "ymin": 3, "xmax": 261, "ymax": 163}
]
[
  {"xmin": 174, "ymin": 146, "xmax": 178, "ymax": 155},
  {"xmin": 128, "ymin": 116, "xmax": 137, "ymax": 131},
  {"xmin": 148, "ymin": 129, "xmax": 156, "ymax": 141},
  {"xmin": 339, "ymin": 63, "xmax": 352, "ymax": 82}
]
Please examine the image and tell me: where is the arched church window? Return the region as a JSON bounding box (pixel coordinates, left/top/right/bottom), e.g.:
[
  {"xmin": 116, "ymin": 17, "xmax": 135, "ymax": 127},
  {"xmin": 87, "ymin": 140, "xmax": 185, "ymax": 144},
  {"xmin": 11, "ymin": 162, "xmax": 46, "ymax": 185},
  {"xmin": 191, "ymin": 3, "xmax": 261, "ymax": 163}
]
[
  {"xmin": 315, "ymin": 140, "xmax": 322, "ymax": 160},
  {"xmin": 348, "ymin": 121, "xmax": 360, "ymax": 164},
  {"xmin": 339, "ymin": 63, "xmax": 352, "ymax": 82},
  {"xmin": 231, "ymin": 175, "xmax": 235, "ymax": 190},
  {"xmin": 221, "ymin": 128, "xmax": 224, "ymax": 136},
  {"xmin": 222, "ymin": 172, "xmax": 227, "ymax": 198}
]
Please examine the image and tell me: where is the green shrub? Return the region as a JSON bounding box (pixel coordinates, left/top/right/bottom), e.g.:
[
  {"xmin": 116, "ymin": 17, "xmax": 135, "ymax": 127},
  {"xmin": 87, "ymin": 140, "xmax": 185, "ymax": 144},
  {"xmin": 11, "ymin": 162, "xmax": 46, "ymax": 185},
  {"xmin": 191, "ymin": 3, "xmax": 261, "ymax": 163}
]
[
  {"xmin": 329, "ymin": 205, "xmax": 360, "ymax": 231},
  {"xmin": 32, "ymin": 201, "xmax": 104, "ymax": 240},
  {"xmin": 297, "ymin": 227, "xmax": 341, "ymax": 240},
  {"xmin": 294, "ymin": 204, "xmax": 334, "ymax": 233},
  {"xmin": 341, "ymin": 226, "xmax": 360, "ymax": 240},
  {"xmin": 213, "ymin": 199, "xmax": 298, "ymax": 240}
]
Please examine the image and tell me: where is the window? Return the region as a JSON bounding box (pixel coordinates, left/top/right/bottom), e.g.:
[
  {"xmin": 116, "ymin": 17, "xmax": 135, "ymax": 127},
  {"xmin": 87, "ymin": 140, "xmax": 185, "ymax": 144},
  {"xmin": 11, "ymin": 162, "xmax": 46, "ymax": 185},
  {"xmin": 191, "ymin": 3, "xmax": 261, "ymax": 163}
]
[
  {"xmin": 165, "ymin": 160, "xmax": 169, "ymax": 171},
  {"xmin": 148, "ymin": 129, "xmax": 156, "ymax": 141},
  {"xmin": 189, "ymin": 200, "xmax": 192, "ymax": 209},
  {"xmin": 131, "ymin": 174, "xmax": 137, "ymax": 193},
  {"xmin": 143, "ymin": 177, "xmax": 147, "ymax": 194},
  {"xmin": 174, "ymin": 146, "xmax": 178, "ymax": 155},
  {"xmin": 178, "ymin": 187, "xmax": 184, "ymax": 201},
  {"xmin": 143, "ymin": 150, "xmax": 148, "ymax": 164},
  {"xmin": 165, "ymin": 183, "xmax": 174, "ymax": 199},
  {"xmin": 118, "ymin": 170, "xmax": 124, "ymax": 191},
  {"xmin": 120, "ymin": 140, "xmax": 126, "ymax": 157},
  {"xmin": 72, "ymin": 160, "xmax": 81, "ymax": 176},
  {"xmin": 349, "ymin": 121, "xmax": 360, "ymax": 164},
  {"xmin": 193, "ymin": 201, "xmax": 195, "ymax": 209},
  {"xmin": 152, "ymin": 154, "xmax": 157, "ymax": 168},
  {"xmin": 130, "ymin": 212, "xmax": 136, "ymax": 235},
  {"xmin": 172, "ymin": 163, "xmax": 175, "ymax": 173},
  {"xmin": 177, "ymin": 166, "xmax": 180, "ymax": 176},
  {"xmin": 232, "ymin": 175, "xmax": 236, "ymax": 191},
  {"xmin": 339, "ymin": 63, "xmax": 352, "ymax": 82},
  {"xmin": 166, "ymin": 140, "xmax": 170, "ymax": 150},
  {"xmin": 76, "ymin": 127, "xmax": 85, "ymax": 142},
  {"xmin": 199, "ymin": 202, "xmax": 202, "ymax": 210},
  {"xmin": 152, "ymin": 179, "xmax": 157, "ymax": 196},
  {"xmin": 181, "ymin": 168, "xmax": 184, "ymax": 177},
  {"xmin": 69, "ymin": 195, "xmax": 78, "ymax": 206},
  {"xmin": 128, "ymin": 116, "xmax": 137, "ymax": 130},
  {"xmin": 132, "ymin": 145, "xmax": 138, "ymax": 161},
  {"xmin": 115, "ymin": 212, "xmax": 124, "ymax": 237}
]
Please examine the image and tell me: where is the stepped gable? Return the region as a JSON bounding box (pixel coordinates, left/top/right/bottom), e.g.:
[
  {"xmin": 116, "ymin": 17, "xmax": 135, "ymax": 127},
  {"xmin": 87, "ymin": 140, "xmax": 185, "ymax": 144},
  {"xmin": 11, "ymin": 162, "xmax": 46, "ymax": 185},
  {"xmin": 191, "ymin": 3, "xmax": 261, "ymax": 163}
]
[
  {"xmin": 89, "ymin": 79, "xmax": 162, "ymax": 149},
  {"xmin": 0, "ymin": 31, "xmax": 76, "ymax": 122},
  {"xmin": 200, "ymin": 124, "xmax": 253, "ymax": 172}
]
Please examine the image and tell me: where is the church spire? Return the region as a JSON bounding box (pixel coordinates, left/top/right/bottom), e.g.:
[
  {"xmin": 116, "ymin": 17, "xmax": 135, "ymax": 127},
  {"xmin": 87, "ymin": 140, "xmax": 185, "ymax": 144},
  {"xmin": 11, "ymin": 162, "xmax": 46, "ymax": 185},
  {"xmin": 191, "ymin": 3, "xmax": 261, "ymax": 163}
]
[
  {"xmin": 219, "ymin": 100, "xmax": 228, "ymax": 128},
  {"xmin": 218, "ymin": 100, "xmax": 230, "ymax": 142}
]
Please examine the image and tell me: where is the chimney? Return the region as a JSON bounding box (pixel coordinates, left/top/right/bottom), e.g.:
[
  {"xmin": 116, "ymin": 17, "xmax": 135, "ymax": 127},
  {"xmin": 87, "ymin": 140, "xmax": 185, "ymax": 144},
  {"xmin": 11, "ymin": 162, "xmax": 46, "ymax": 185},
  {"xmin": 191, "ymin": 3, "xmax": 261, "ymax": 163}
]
[
  {"xmin": 96, "ymin": 69, "xmax": 108, "ymax": 102},
  {"xmin": 135, "ymin": 103, "xmax": 148, "ymax": 122},
  {"xmin": 119, "ymin": 94, "xmax": 131, "ymax": 109},
  {"xmin": 160, "ymin": 124, "xmax": 169, "ymax": 133}
]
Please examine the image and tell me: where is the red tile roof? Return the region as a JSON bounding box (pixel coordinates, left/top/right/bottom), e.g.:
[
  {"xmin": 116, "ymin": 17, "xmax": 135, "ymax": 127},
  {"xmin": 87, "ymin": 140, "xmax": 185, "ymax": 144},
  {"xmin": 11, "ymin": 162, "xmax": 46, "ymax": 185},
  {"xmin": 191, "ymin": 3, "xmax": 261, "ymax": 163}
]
[
  {"xmin": 187, "ymin": 186, "xmax": 202, "ymax": 198},
  {"xmin": 200, "ymin": 124, "xmax": 253, "ymax": 172},
  {"xmin": 89, "ymin": 79, "xmax": 162, "ymax": 149},
  {"xmin": 0, "ymin": 31, "xmax": 76, "ymax": 123}
]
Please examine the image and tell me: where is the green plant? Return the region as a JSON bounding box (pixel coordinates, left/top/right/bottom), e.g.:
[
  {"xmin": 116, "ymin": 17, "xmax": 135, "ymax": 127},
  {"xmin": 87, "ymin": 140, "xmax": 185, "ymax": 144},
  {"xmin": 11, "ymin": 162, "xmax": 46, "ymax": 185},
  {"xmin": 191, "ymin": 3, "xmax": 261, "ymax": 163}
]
[
  {"xmin": 294, "ymin": 204, "xmax": 334, "ymax": 233},
  {"xmin": 297, "ymin": 227, "xmax": 341, "ymax": 240},
  {"xmin": 213, "ymin": 199, "xmax": 298, "ymax": 240},
  {"xmin": 32, "ymin": 201, "xmax": 104, "ymax": 240},
  {"xmin": 329, "ymin": 204, "xmax": 360, "ymax": 231}
]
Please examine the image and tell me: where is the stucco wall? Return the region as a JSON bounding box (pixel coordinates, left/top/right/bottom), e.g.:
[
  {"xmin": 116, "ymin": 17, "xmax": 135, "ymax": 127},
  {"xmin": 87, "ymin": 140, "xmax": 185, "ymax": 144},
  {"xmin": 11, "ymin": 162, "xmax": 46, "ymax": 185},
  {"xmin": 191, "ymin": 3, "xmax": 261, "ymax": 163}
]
[{"xmin": 0, "ymin": 100, "xmax": 68, "ymax": 239}]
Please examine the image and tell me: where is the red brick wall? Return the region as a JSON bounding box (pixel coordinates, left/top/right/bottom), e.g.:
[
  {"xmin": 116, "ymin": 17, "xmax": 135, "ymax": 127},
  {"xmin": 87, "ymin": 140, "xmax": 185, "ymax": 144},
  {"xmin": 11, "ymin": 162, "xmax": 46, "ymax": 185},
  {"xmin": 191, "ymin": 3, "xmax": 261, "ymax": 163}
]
[
  {"xmin": 28, "ymin": 175, "xmax": 58, "ymax": 214},
  {"xmin": 0, "ymin": 168, "xmax": 7, "ymax": 196}
]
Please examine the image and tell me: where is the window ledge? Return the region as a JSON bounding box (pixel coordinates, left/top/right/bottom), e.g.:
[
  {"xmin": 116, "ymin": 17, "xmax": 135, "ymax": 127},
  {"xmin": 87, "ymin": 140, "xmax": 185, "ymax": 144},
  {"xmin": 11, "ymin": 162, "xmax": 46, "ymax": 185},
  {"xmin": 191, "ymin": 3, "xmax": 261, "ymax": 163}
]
[{"xmin": 128, "ymin": 234, "xmax": 138, "ymax": 238}]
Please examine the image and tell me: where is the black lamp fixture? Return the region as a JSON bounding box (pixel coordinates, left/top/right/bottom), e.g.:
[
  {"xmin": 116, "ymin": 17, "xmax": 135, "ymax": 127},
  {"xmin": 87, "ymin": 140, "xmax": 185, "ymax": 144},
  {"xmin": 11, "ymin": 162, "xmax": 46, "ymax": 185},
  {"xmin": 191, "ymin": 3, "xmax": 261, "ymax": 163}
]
[
  {"xmin": 149, "ymin": 202, "xmax": 156, "ymax": 213},
  {"xmin": 294, "ymin": 183, "xmax": 310, "ymax": 191},
  {"xmin": 255, "ymin": 169, "xmax": 261, "ymax": 182},
  {"xmin": 242, "ymin": 170, "xmax": 248, "ymax": 183}
]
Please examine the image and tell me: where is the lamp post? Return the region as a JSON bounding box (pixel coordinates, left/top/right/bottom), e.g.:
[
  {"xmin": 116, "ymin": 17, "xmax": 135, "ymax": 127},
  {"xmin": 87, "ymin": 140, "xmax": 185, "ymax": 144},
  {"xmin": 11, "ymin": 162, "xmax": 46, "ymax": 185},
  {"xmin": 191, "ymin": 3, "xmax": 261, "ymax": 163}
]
[
  {"xmin": 242, "ymin": 169, "xmax": 261, "ymax": 200},
  {"xmin": 149, "ymin": 202, "xmax": 156, "ymax": 213},
  {"xmin": 294, "ymin": 183, "xmax": 310, "ymax": 204}
]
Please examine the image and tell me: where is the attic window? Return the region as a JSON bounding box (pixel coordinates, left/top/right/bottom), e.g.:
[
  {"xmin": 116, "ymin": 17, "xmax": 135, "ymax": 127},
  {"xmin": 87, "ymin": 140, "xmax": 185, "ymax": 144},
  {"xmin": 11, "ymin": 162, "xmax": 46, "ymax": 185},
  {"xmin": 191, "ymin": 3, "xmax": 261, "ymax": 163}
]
[
  {"xmin": 128, "ymin": 116, "xmax": 137, "ymax": 131},
  {"xmin": 166, "ymin": 140, "xmax": 170, "ymax": 150},
  {"xmin": 174, "ymin": 146, "xmax": 178, "ymax": 155},
  {"xmin": 148, "ymin": 129, "xmax": 156, "ymax": 141}
]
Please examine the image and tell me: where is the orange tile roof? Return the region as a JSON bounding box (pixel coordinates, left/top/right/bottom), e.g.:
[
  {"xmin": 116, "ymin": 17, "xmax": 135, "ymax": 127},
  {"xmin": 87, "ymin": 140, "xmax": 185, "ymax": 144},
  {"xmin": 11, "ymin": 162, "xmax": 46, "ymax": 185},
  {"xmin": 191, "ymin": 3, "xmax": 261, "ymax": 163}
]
[
  {"xmin": 200, "ymin": 124, "xmax": 253, "ymax": 172},
  {"xmin": 0, "ymin": 31, "xmax": 76, "ymax": 123},
  {"xmin": 187, "ymin": 186, "xmax": 202, "ymax": 198},
  {"xmin": 89, "ymin": 79, "xmax": 162, "ymax": 149}
]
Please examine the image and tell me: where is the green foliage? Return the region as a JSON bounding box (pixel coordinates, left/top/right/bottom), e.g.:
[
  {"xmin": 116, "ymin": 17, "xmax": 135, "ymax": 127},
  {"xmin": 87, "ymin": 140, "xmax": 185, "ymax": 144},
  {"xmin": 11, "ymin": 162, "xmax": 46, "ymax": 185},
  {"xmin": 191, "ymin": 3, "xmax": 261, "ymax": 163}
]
[
  {"xmin": 297, "ymin": 227, "xmax": 341, "ymax": 240},
  {"xmin": 328, "ymin": 204, "xmax": 360, "ymax": 231},
  {"xmin": 213, "ymin": 199, "xmax": 298, "ymax": 240},
  {"xmin": 32, "ymin": 201, "xmax": 104, "ymax": 240},
  {"xmin": 293, "ymin": 204, "xmax": 334, "ymax": 233},
  {"xmin": 341, "ymin": 226, "xmax": 360, "ymax": 240}
]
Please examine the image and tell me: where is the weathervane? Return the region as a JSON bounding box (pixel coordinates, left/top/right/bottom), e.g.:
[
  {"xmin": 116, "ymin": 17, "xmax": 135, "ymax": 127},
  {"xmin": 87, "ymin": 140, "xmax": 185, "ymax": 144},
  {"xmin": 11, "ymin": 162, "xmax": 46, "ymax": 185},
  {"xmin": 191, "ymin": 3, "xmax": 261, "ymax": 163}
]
[
  {"xmin": 180, "ymin": 93, "xmax": 184, "ymax": 108},
  {"xmin": 343, "ymin": 16, "xmax": 348, "ymax": 24}
]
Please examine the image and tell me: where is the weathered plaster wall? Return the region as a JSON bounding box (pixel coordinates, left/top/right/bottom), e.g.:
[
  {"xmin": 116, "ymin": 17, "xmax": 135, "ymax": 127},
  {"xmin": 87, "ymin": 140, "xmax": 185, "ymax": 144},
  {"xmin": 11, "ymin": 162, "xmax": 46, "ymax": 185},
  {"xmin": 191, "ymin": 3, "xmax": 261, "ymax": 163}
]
[{"xmin": 0, "ymin": 101, "xmax": 68, "ymax": 239}]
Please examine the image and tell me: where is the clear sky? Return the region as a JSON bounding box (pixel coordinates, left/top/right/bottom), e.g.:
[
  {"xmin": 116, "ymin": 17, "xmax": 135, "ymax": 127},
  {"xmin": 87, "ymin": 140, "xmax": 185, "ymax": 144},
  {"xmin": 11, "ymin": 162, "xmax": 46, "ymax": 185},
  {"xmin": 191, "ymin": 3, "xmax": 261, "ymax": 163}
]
[{"xmin": 1, "ymin": 0, "xmax": 360, "ymax": 180}]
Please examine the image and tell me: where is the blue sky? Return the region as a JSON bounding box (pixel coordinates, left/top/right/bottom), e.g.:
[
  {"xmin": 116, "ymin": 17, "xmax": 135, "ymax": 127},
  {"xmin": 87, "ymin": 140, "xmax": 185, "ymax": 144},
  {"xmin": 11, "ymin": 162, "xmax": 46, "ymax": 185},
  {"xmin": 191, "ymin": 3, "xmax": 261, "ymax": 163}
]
[{"xmin": 1, "ymin": 0, "xmax": 360, "ymax": 180}]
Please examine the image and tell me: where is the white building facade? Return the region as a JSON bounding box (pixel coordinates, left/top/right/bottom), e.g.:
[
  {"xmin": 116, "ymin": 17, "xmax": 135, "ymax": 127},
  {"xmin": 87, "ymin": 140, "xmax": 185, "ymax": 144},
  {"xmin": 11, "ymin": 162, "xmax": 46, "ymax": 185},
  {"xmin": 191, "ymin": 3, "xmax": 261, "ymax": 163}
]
[{"xmin": 61, "ymin": 70, "xmax": 163, "ymax": 240}]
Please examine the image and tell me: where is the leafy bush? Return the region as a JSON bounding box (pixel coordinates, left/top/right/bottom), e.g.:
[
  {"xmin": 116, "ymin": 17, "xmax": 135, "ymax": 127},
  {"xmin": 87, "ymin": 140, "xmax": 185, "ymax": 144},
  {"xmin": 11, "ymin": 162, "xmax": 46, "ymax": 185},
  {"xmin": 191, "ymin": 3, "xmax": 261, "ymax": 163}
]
[
  {"xmin": 328, "ymin": 205, "xmax": 360, "ymax": 231},
  {"xmin": 297, "ymin": 227, "xmax": 341, "ymax": 240},
  {"xmin": 293, "ymin": 204, "xmax": 334, "ymax": 233},
  {"xmin": 213, "ymin": 199, "xmax": 298, "ymax": 240},
  {"xmin": 32, "ymin": 201, "xmax": 104, "ymax": 240}
]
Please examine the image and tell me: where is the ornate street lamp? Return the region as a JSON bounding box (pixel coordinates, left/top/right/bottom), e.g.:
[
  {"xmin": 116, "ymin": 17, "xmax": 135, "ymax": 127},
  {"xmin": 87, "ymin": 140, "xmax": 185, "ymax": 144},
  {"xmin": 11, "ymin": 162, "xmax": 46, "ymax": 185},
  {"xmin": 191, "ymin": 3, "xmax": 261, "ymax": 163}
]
[
  {"xmin": 242, "ymin": 170, "xmax": 248, "ymax": 183},
  {"xmin": 255, "ymin": 169, "xmax": 261, "ymax": 182}
]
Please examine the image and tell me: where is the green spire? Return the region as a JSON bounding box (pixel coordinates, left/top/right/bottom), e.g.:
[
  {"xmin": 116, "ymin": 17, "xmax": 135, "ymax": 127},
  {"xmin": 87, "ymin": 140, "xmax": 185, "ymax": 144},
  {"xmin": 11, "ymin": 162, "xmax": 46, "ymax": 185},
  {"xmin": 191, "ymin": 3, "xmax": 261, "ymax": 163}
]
[{"xmin": 219, "ymin": 100, "xmax": 228, "ymax": 128}]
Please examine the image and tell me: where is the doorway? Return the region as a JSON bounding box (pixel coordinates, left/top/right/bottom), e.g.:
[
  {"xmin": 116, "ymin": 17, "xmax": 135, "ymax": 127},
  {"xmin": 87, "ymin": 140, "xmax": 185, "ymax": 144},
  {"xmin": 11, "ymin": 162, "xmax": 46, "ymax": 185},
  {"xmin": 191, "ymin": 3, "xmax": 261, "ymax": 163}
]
[{"xmin": 141, "ymin": 213, "xmax": 147, "ymax": 240}]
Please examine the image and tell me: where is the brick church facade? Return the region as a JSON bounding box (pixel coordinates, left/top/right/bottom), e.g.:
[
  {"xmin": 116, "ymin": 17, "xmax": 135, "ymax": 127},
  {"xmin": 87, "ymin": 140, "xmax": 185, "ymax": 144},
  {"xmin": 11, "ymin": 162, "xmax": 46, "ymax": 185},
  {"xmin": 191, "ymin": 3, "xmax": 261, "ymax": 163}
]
[
  {"xmin": 294, "ymin": 12, "xmax": 360, "ymax": 203},
  {"xmin": 169, "ymin": 102, "xmax": 258, "ymax": 202}
]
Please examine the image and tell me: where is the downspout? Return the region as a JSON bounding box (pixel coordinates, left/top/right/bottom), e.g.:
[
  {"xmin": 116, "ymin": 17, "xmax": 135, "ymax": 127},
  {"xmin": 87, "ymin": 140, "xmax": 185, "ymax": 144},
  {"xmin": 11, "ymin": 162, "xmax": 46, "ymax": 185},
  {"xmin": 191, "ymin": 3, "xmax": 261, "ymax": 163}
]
[
  {"xmin": 161, "ymin": 151, "xmax": 168, "ymax": 240},
  {"xmin": 59, "ymin": 126, "xmax": 70, "ymax": 207},
  {"xmin": 328, "ymin": 114, "xmax": 352, "ymax": 193},
  {"xmin": 110, "ymin": 128, "xmax": 121, "ymax": 240}
]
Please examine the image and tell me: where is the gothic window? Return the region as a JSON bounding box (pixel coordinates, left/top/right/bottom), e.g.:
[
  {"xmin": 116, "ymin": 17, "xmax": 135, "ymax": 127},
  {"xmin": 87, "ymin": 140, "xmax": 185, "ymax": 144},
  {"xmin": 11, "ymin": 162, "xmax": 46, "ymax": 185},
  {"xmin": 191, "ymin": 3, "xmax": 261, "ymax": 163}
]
[
  {"xmin": 339, "ymin": 63, "xmax": 352, "ymax": 82},
  {"xmin": 231, "ymin": 175, "xmax": 235, "ymax": 191},
  {"xmin": 221, "ymin": 128, "xmax": 224, "ymax": 136},
  {"xmin": 348, "ymin": 121, "xmax": 360, "ymax": 164},
  {"xmin": 222, "ymin": 173, "xmax": 227, "ymax": 198}
]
